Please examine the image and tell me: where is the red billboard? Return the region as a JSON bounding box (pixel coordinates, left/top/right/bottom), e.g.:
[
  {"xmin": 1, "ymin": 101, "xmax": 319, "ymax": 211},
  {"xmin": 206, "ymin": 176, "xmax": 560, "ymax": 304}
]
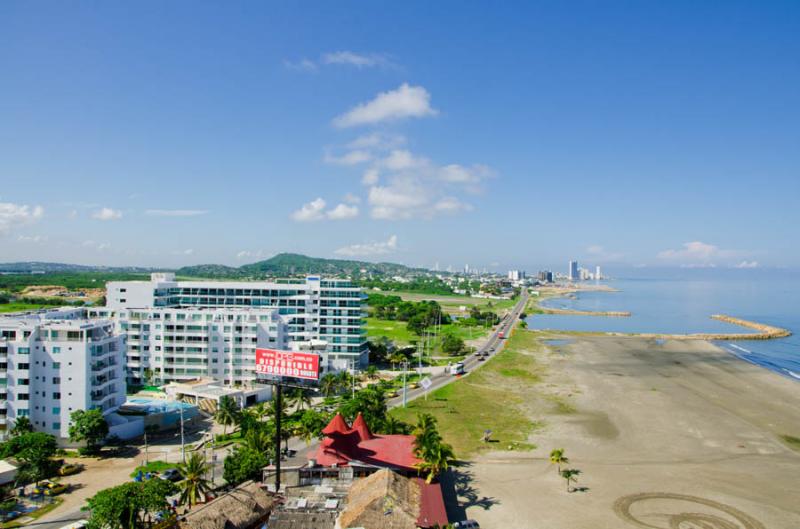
[{"xmin": 255, "ymin": 348, "xmax": 320, "ymax": 381}]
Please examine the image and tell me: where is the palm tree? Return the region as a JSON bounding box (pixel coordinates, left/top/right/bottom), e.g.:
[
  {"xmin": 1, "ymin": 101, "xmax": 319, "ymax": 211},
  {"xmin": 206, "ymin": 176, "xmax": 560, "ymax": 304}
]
[
  {"xmin": 320, "ymin": 373, "xmax": 338, "ymax": 397},
  {"xmin": 215, "ymin": 396, "xmax": 240, "ymax": 437},
  {"xmin": 251, "ymin": 402, "xmax": 269, "ymax": 423},
  {"xmin": 416, "ymin": 442, "xmax": 456, "ymax": 483},
  {"xmin": 383, "ymin": 416, "xmax": 410, "ymax": 435},
  {"xmin": 10, "ymin": 416, "xmax": 33, "ymax": 436},
  {"xmin": 177, "ymin": 452, "xmax": 212, "ymax": 506},
  {"xmin": 243, "ymin": 428, "xmax": 272, "ymax": 453},
  {"xmin": 143, "ymin": 424, "xmax": 159, "ymax": 464},
  {"xmin": 290, "ymin": 388, "xmax": 312, "ymax": 412},
  {"xmin": 549, "ymin": 448, "xmax": 569, "ymax": 474},
  {"xmin": 560, "ymin": 468, "xmax": 581, "ymax": 493},
  {"xmin": 365, "ymin": 365, "xmax": 379, "ymax": 381}
]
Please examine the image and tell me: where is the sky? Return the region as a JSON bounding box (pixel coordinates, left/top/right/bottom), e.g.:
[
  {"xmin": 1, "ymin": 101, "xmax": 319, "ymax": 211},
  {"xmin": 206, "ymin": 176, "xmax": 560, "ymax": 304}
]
[{"xmin": 1, "ymin": 1, "xmax": 798, "ymax": 273}]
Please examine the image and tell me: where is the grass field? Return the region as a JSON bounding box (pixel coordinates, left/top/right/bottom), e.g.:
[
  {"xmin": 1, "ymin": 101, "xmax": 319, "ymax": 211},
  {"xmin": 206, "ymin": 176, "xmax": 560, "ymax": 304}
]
[
  {"xmin": 0, "ymin": 302, "xmax": 52, "ymax": 313},
  {"xmin": 383, "ymin": 291, "xmax": 517, "ymax": 315},
  {"xmin": 390, "ymin": 329, "xmax": 547, "ymax": 457},
  {"xmin": 366, "ymin": 317, "xmax": 489, "ymax": 349},
  {"xmin": 129, "ymin": 460, "xmax": 175, "ymax": 478}
]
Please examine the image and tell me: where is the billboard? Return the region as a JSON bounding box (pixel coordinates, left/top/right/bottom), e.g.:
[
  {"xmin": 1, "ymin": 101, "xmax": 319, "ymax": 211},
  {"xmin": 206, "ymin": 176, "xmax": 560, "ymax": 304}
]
[{"xmin": 255, "ymin": 348, "xmax": 320, "ymax": 381}]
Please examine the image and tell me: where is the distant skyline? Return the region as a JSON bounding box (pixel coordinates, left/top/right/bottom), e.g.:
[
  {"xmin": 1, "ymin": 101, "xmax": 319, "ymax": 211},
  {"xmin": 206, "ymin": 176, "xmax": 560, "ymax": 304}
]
[{"xmin": 1, "ymin": 2, "xmax": 798, "ymax": 270}]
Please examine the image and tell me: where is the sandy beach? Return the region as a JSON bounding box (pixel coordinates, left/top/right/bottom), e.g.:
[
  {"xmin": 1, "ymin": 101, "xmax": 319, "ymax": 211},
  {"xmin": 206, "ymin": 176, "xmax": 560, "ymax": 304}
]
[{"xmin": 457, "ymin": 336, "xmax": 800, "ymax": 528}]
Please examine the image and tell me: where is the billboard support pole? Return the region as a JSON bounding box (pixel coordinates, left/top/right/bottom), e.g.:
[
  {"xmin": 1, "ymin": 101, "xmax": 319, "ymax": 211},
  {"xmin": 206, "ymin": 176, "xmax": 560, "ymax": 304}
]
[{"xmin": 274, "ymin": 382, "xmax": 282, "ymax": 494}]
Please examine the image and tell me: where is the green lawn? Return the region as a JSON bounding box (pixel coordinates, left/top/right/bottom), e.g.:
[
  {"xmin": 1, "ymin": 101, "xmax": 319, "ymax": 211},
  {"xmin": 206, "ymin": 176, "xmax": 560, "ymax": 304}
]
[
  {"xmin": 390, "ymin": 329, "xmax": 548, "ymax": 457},
  {"xmin": 130, "ymin": 460, "xmax": 175, "ymax": 478},
  {"xmin": 0, "ymin": 303, "xmax": 52, "ymax": 313},
  {"xmin": 366, "ymin": 317, "xmax": 418, "ymax": 344},
  {"xmin": 385, "ymin": 291, "xmax": 518, "ymax": 315}
]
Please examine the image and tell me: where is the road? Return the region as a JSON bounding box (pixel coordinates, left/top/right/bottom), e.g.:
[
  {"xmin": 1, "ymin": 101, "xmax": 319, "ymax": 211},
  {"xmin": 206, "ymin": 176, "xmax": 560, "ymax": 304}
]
[{"xmin": 388, "ymin": 290, "xmax": 529, "ymax": 407}]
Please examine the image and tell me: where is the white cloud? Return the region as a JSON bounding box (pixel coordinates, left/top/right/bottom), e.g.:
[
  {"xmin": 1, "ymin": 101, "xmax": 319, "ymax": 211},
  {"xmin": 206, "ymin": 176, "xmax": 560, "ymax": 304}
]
[
  {"xmin": 284, "ymin": 58, "xmax": 318, "ymax": 72},
  {"xmin": 324, "ymin": 149, "xmax": 372, "ymax": 166},
  {"xmin": 322, "ymin": 51, "xmax": 392, "ymax": 69},
  {"xmin": 333, "ymin": 84, "xmax": 438, "ymax": 128},
  {"xmin": 172, "ymin": 249, "xmax": 194, "ymax": 256},
  {"xmin": 145, "ymin": 209, "xmax": 208, "ymax": 217},
  {"xmin": 362, "ymin": 168, "xmax": 380, "ymax": 186},
  {"xmin": 658, "ymin": 241, "xmax": 721, "ymax": 262},
  {"xmin": 237, "ymin": 249, "xmax": 266, "ymax": 260},
  {"xmin": 347, "ymin": 133, "xmax": 405, "ymax": 150},
  {"xmin": 291, "ymin": 198, "xmax": 327, "ymax": 222},
  {"xmin": 382, "ymin": 149, "xmax": 424, "ymax": 171},
  {"xmin": 343, "ymin": 193, "xmax": 361, "ymax": 204},
  {"xmin": 17, "ymin": 234, "xmax": 48, "ymax": 243},
  {"xmin": 91, "ymin": 207, "xmax": 122, "ymax": 221},
  {"xmin": 335, "ymin": 235, "xmax": 398, "ymax": 257},
  {"xmin": 586, "ymin": 245, "xmax": 624, "ymax": 262},
  {"xmin": 734, "ymin": 260, "xmax": 759, "ymax": 269},
  {"xmin": 433, "ymin": 197, "xmax": 473, "ymax": 214},
  {"xmin": 327, "ymin": 203, "xmax": 359, "ymax": 220},
  {"xmin": 292, "ymin": 198, "xmax": 360, "ymax": 221},
  {"xmin": 368, "ymin": 181, "xmax": 430, "ymax": 220},
  {"xmin": 0, "ymin": 202, "xmax": 44, "ymax": 234}
]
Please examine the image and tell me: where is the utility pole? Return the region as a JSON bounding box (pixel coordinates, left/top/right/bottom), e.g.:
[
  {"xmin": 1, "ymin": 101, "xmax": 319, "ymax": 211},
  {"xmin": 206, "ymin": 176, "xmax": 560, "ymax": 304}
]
[
  {"xmin": 402, "ymin": 361, "xmax": 408, "ymax": 407},
  {"xmin": 274, "ymin": 383, "xmax": 282, "ymax": 494},
  {"xmin": 351, "ymin": 359, "xmax": 356, "ymax": 399},
  {"xmin": 179, "ymin": 402, "xmax": 186, "ymax": 463}
]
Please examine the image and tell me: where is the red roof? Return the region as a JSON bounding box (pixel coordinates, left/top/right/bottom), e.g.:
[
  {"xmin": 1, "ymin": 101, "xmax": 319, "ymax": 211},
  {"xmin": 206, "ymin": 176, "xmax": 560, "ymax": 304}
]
[
  {"xmin": 351, "ymin": 412, "xmax": 374, "ymax": 441},
  {"xmin": 416, "ymin": 479, "xmax": 449, "ymax": 528},
  {"xmin": 321, "ymin": 413, "xmax": 351, "ymax": 436},
  {"xmin": 311, "ymin": 415, "xmax": 421, "ymax": 471}
]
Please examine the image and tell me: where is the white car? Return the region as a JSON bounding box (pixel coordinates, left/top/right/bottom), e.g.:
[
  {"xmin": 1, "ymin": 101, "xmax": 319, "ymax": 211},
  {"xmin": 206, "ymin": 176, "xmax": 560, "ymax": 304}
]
[{"xmin": 453, "ymin": 520, "xmax": 480, "ymax": 529}]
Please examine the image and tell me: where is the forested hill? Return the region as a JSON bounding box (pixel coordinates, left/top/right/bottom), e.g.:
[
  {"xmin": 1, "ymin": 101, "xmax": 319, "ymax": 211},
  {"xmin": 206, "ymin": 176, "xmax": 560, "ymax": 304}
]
[{"xmin": 177, "ymin": 253, "xmax": 426, "ymax": 279}]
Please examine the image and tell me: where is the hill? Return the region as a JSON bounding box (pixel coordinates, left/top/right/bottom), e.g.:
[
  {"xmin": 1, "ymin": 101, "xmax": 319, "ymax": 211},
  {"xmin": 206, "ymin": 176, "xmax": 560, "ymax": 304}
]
[
  {"xmin": 177, "ymin": 253, "xmax": 426, "ymax": 279},
  {"xmin": 0, "ymin": 262, "xmax": 161, "ymax": 274}
]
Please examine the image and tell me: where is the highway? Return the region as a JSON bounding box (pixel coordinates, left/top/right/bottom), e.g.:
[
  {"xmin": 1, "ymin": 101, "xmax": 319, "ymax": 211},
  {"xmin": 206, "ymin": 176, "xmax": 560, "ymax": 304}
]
[{"xmin": 387, "ymin": 290, "xmax": 529, "ymax": 408}]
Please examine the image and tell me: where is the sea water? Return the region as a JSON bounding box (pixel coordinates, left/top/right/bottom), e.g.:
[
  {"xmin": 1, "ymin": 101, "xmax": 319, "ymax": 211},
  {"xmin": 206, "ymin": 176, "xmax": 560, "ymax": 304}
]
[{"xmin": 526, "ymin": 272, "xmax": 800, "ymax": 381}]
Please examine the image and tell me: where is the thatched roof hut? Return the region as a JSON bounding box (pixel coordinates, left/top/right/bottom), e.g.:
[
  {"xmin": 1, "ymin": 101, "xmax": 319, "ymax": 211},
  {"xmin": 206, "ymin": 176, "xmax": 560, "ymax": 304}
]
[
  {"xmin": 337, "ymin": 469, "xmax": 420, "ymax": 529},
  {"xmin": 179, "ymin": 481, "xmax": 275, "ymax": 529}
]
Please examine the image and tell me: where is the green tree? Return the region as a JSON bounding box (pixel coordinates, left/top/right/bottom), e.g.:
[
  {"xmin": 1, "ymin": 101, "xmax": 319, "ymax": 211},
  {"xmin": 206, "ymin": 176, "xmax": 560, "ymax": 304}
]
[
  {"xmin": 296, "ymin": 409, "xmax": 328, "ymax": 444},
  {"xmin": 69, "ymin": 409, "xmax": 109, "ymax": 455},
  {"xmin": 365, "ymin": 365, "xmax": 379, "ymax": 380},
  {"xmin": 549, "ymin": 448, "xmax": 569, "ymax": 474},
  {"xmin": 320, "ymin": 373, "xmax": 338, "ymax": 397},
  {"xmin": 0, "ymin": 432, "xmax": 57, "ymax": 484},
  {"xmin": 9, "ymin": 417, "xmax": 33, "ymax": 436},
  {"xmin": 338, "ymin": 386, "xmax": 387, "ymax": 432},
  {"xmin": 222, "ymin": 447, "xmax": 269, "ymax": 486},
  {"xmin": 441, "ymin": 334, "xmax": 465, "ymax": 356},
  {"xmin": 288, "ymin": 388, "xmax": 312, "ymax": 412},
  {"xmin": 560, "ymin": 468, "xmax": 581, "ymax": 493},
  {"xmin": 177, "ymin": 452, "xmax": 211, "ymax": 506},
  {"xmin": 415, "ymin": 441, "xmax": 456, "ymax": 483},
  {"xmin": 85, "ymin": 479, "xmax": 178, "ymax": 529},
  {"xmin": 381, "ymin": 415, "xmax": 411, "ymax": 435},
  {"xmin": 215, "ymin": 396, "xmax": 240, "ymax": 437}
]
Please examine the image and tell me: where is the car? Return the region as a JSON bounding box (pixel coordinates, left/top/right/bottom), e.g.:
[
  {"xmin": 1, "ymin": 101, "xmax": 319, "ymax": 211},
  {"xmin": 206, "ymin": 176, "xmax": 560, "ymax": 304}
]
[
  {"xmin": 1, "ymin": 511, "xmax": 22, "ymax": 522},
  {"xmin": 453, "ymin": 520, "xmax": 481, "ymax": 529},
  {"xmin": 477, "ymin": 355, "xmax": 485, "ymax": 361},
  {"xmin": 59, "ymin": 463, "xmax": 82, "ymax": 476},
  {"xmin": 31, "ymin": 481, "xmax": 55, "ymax": 495},
  {"xmin": 159, "ymin": 468, "xmax": 182, "ymax": 482},
  {"xmin": 45, "ymin": 483, "xmax": 69, "ymax": 496}
]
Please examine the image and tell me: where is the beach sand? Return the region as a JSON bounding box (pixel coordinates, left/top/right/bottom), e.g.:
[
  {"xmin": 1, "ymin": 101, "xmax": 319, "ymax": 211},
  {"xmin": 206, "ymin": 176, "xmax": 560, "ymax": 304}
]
[{"xmin": 457, "ymin": 336, "xmax": 800, "ymax": 528}]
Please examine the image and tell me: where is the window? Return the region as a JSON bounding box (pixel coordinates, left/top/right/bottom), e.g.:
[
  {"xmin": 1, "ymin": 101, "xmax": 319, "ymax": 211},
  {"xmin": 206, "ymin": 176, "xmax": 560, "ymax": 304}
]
[
  {"xmin": 52, "ymin": 422, "xmax": 61, "ymax": 430},
  {"xmin": 17, "ymin": 347, "xmax": 30, "ymax": 355},
  {"xmin": 53, "ymin": 392, "xmax": 61, "ymax": 399},
  {"xmin": 52, "ymin": 362, "xmax": 61, "ymax": 369},
  {"xmin": 18, "ymin": 410, "xmax": 29, "ymax": 417},
  {"xmin": 52, "ymin": 347, "xmax": 61, "ymax": 354},
  {"xmin": 17, "ymin": 363, "xmax": 29, "ymax": 370},
  {"xmin": 19, "ymin": 379, "xmax": 29, "ymax": 386},
  {"xmin": 52, "ymin": 377, "xmax": 61, "ymax": 384},
  {"xmin": 52, "ymin": 407, "xmax": 60, "ymax": 415},
  {"xmin": 18, "ymin": 394, "xmax": 29, "ymax": 400}
]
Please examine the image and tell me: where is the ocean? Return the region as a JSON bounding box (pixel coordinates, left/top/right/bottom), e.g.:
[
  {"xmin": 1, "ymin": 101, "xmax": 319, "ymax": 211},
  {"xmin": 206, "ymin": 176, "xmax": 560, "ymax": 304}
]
[{"xmin": 525, "ymin": 273, "xmax": 800, "ymax": 382}]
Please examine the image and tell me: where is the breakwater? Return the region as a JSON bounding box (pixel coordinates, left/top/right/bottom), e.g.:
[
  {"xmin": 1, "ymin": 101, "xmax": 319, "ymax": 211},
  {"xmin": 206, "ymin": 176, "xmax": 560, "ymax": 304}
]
[
  {"xmin": 541, "ymin": 307, "xmax": 631, "ymax": 317},
  {"xmin": 605, "ymin": 314, "xmax": 792, "ymax": 341}
]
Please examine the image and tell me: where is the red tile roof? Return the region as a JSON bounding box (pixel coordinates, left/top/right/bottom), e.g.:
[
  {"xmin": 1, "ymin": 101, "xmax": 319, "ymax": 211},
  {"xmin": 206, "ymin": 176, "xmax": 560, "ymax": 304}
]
[
  {"xmin": 311, "ymin": 415, "xmax": 421, "ymax": 471},
  {"xmin": 416, "ymin": 479, "xmax": 449, "ymax": 528}
]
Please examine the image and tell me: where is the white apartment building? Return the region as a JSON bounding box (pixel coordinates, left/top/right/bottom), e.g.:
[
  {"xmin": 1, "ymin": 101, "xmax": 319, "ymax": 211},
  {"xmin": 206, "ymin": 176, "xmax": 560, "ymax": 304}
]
[
  {"xmin": 87, "ymin": 306, "xmax": 289, "ymax": 387},
  {"xmin": 0, "ymin": 308, "xmax": 126, "ymax": 440},
  {"xmin": 103, "ymin": 273, "xmax": 368, "ymax": 380}
]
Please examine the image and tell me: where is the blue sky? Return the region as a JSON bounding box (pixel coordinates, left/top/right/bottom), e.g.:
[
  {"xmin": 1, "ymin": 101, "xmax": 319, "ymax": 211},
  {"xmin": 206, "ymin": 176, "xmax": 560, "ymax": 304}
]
[{"xmin": 1, "ymin": 1, "xmax": 798, "ymax": 273}]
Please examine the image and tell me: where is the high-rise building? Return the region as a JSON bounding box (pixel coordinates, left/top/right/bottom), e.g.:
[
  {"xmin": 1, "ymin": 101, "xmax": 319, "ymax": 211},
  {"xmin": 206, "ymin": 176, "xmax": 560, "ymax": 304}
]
[
  {"xmin": 105, "ymin": 273, "xmax": 368, "ymax": 371},
  {"xmin": 568, "ymin": 261, "xmax": 579, "ymax": 281},
  {"xmin": 537, "ymin": 270, "xmax": 554, "ymax": 283},
  {"xmin": 0, "ymin": 308, "xmax": 126, "ymax": 440},
  {"xmin": 87, "ymin": 306, "xmax": 289, "ymax": 387},
  {"xmin": 595, "ymin": 266, "xmax": 602, "ymax": 280},
  {"xmin": 507, "ymin": 270, "xmax": 526, "ymax": 281}
]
